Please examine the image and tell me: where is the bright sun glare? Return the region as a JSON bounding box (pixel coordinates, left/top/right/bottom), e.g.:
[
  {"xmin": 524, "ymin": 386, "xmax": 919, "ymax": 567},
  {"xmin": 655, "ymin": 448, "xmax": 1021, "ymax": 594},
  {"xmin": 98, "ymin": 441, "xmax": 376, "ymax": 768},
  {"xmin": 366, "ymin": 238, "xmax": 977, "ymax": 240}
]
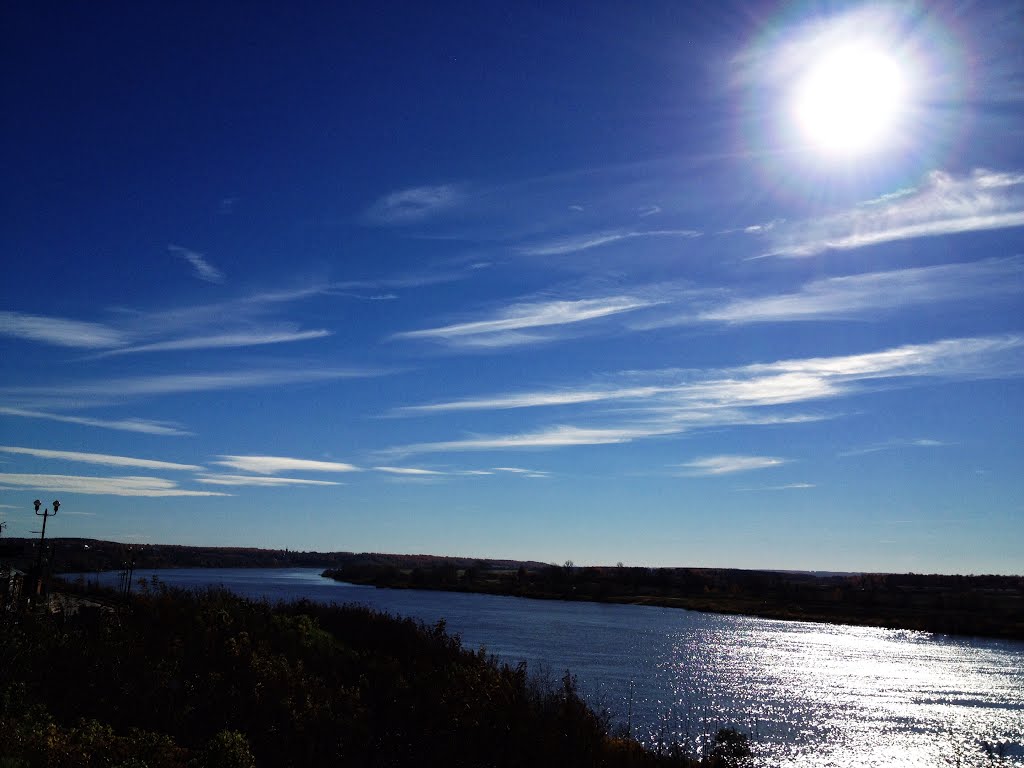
[{"xmin": 792, "ymin": 44, "xmax": 907, "ymax": 156}]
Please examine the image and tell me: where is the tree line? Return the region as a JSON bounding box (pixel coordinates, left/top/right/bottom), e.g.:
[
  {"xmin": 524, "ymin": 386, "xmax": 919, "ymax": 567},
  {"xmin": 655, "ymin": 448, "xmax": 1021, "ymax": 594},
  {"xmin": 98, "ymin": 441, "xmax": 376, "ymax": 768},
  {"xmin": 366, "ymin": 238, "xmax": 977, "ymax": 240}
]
[{"xmin": 323, "ymin": 561, "xmax": 1024, "ymax": 640}]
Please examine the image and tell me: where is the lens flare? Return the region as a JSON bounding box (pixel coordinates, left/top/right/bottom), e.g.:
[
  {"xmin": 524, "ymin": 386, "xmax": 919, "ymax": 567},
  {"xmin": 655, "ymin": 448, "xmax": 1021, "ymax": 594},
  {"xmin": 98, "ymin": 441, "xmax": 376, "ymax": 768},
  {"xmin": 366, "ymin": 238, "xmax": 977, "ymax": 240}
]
[{"xmin": 792, "ymin": 45, "xmax": 907, "ymax": 155}]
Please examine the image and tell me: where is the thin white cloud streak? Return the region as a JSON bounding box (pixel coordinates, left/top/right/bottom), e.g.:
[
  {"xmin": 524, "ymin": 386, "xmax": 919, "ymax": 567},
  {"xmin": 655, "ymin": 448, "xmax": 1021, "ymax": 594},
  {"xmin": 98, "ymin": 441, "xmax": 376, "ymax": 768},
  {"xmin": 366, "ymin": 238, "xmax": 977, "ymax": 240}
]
[
  {"xmin": 109, "ymin": 285, "xmax": 330, "ymax": 338},
  {"xmin": 680, "ymin": 455, "xmax": 787, "ymax": 475},
  {"xmin": 373, "ymin": 466, "xmax": 446, "ymax": 476},
  {"xmin": 695, "ymin": 258, "xmax": 1024, "ymax": 324},
  {"xmin": 421, "ymin": 331, "xmax": 550, "ymax": 349},
  {"xmin": 394, "ymin": 296, "xmax": 659, "ymax": 346},
  {"xmin": 385, "ymin": 425, "xmax": 683, "ymax": 456},
  {"xmin": 366, "ymin": 465, "xmax": 552, "ymax": 477},
  {"xmin": 743, "ymin": 335, "xmax": 1024, "ymax": 380},
  {"xmin": 491, "ymin": 467, "xmax": 550, "ymax": 478},
  {"xmin": 365, "ymin": 184, "xmax": 464, "ymax": 225},
  {"xmin": 330, "ymin": 267, "xmax": 483, "ymax": 293},
  {"xmin": 5, "ymin": 285, "xmax": 334, "ymax": 355},
  {"xmin": 168, "ymin": 245, "xmax": 225, "ymax": 283},
  {"xmin": 382, "ymin": 335, "xmax": 1023, "ymax": 456},
  {"xmin": 838, "ymin": 438, "xmax": 951, "ymax": 457},
  {"xmin": 394, "ymin": 335, "xmax": 1024, "ymax": 418},
  {"xmin": 213, "ymin": 455, "xmax": 360, "ymax": 474},
  {"xmin": 4, "ymin": 368, "xmax": 385, "ymax": 400},
  {"xmin": 0, "ymin": 473, "xmax": 229, "ymax": 497},
  {"xmin": 195, "ymin": 474, "xmax": 342, "ymax": 487},
  {"xmin": 764, "ymin": 169, "xmax": 1024, "ymax": 257},
  {"xmin": 0, "ymin": 311, "xmax": 125, "ymax": 349},
  {"xmin": 89, "ymin": 284, "xmax": 343, "ymax": 360},
  {"xmin": 394, "ymin": 385, "xmax": 670, "ymax": 415},
  {"xmin": 0, "ymin": 446, "xmax": 201, "ymax": 471},
  {"xmin": 737, "ymin": 483, "xmax": 816, "ymax": 491},
  {"xmin": 521, "ymin": 229, "xmax": 700, "ymax": 256},
  {"xmin": 0, "ymin": 407, "xmax": 192, "ymax": 436},
  {"xmin": 93, "ymin": 329, "xmax": 331, "ymax": 357}
]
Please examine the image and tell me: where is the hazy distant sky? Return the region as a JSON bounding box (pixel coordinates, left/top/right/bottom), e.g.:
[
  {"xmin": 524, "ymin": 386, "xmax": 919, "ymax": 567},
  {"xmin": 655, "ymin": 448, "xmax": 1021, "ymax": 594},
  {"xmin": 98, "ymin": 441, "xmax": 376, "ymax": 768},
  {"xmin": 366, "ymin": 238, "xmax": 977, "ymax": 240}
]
[{"xmin": 2, "ymin": 2, "xmax": 1022, "ymax": 573}]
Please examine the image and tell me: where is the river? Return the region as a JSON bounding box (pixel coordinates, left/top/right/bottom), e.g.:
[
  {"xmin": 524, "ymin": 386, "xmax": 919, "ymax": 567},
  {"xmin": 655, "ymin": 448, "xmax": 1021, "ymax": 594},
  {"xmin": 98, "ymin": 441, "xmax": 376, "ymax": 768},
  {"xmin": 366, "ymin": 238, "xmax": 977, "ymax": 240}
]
[{"xmin": 65, "ymin": 567, "xmax": 1024, "ymax": 767}]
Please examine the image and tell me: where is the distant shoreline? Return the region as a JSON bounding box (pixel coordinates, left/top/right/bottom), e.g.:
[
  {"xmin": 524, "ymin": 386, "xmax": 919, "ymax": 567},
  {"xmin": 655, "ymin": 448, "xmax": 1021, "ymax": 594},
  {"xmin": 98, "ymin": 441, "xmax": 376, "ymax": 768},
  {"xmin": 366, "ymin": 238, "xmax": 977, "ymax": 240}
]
[
  {"xmin": 5, "ymin": 537, "xmax": 1018, "ymax": 641},
  {"xmin": 321, "ymin": 566, "xmax": 1024, "ymax": 642}
]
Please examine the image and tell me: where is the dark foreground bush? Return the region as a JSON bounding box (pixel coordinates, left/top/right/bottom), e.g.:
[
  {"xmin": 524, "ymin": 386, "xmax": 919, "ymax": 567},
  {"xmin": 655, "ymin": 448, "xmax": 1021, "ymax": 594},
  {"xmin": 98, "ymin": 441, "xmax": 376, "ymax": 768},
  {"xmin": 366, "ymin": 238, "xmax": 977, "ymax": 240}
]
[{"xmin": 0, "ymin": 586, "xmax": 743, "ymax": 767}]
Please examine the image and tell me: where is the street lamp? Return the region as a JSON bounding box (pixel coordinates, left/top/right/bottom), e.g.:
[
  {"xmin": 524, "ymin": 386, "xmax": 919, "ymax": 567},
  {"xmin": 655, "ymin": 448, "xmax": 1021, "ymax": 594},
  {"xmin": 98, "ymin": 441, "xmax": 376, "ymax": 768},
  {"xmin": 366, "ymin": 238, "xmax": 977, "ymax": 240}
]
[{"xmin": 33, "ymin": 499, "xmax": 59, "ymax": 596}]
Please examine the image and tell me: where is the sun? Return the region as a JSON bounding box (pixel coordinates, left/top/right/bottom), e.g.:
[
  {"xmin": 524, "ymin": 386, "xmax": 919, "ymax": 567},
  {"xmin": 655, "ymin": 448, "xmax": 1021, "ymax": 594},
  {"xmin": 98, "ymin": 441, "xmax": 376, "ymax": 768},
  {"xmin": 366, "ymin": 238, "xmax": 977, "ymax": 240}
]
[{"xmin": 791, "ymin": 43, "xmax": 908, "ymax": 156}]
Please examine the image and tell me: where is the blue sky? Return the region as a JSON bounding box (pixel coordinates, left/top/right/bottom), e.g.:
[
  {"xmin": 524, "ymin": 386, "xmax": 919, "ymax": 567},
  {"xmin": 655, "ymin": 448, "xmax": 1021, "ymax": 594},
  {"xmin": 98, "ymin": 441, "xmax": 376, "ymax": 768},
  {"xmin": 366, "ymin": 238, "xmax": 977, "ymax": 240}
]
[{"xmin": 1, "ymin": 2, "xmax": 1022, "ymax": 573}]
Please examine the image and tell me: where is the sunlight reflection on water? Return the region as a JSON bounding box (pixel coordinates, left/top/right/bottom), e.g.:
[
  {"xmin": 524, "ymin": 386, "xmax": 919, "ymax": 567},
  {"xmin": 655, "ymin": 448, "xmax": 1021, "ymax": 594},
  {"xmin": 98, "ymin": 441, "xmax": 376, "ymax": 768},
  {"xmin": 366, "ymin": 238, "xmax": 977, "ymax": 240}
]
[
  {"xmin": 71, "ymin": 568, "xmax": 1024, "ymax": 767},
  {"xmin": 645, "ymin": 621, "xmax": 1023, "ymax": 766}
]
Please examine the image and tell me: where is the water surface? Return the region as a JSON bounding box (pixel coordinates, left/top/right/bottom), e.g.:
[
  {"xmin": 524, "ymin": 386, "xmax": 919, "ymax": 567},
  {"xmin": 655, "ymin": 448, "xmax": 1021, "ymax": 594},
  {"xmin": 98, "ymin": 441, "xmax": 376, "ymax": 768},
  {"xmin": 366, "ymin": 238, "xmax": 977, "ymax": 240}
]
[{"xmin": 68, "ymin": 567, "xmax": 1024, "ymax": 767}]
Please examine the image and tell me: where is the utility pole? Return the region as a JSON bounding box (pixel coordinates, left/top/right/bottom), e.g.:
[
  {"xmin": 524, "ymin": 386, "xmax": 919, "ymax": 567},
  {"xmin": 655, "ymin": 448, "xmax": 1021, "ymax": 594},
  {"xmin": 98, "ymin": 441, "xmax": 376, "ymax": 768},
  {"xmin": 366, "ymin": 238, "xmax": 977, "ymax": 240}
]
[{"xmin": 33, "ymin": 499, "xmax": 59, "ymax": 599}]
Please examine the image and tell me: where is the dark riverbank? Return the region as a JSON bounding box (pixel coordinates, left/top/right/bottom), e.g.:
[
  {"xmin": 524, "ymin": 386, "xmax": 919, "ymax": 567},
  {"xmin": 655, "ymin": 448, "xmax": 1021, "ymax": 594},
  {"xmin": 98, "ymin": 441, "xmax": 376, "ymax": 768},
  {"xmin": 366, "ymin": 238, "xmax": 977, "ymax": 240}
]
[
  {"xmin": 322, "ymin": 561, "xmax": 1024, "ymax": 641},
  {"xmin": 6, "ymin": 537, "xmax": 1020, "ymax": 640}
]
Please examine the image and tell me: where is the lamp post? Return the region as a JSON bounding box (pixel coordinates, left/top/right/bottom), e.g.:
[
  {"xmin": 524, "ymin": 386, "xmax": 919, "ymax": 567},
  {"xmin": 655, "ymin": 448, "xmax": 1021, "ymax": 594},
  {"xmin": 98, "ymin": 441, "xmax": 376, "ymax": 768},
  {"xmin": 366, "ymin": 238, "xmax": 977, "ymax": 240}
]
[{"xmin": 33, "ymin": 499, "xmax": 59, "ymax": 597}]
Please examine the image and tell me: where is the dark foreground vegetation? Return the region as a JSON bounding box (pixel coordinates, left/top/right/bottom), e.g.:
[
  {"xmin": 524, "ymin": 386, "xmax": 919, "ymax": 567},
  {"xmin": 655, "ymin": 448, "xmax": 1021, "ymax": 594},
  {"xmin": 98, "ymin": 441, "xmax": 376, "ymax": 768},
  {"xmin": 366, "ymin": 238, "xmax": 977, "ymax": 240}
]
[{"xmin": 1, "ymin": 583, "xmax": 750, "ymax": 768}]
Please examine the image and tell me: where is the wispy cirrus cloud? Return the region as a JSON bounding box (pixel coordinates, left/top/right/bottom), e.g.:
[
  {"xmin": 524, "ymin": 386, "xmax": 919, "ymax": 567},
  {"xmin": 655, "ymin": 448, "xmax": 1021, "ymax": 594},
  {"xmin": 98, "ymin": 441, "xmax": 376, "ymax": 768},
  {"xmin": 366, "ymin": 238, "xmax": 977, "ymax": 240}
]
[
  {"xmin": 838, "ymin": 438, "xmax": 952, "ymax": 457},
  {"xmin": 4, "ymin": 368, "xmax": 386, "ymax": 402},
  {"xmin": 384, "ymin": 424, "xmax": 683, "ymax": 457},
  {"xmin": 680, "ymin": 455, "xmax": 788, "ymax": 476},
  {"xmin": 373, "ymin": 466, "xmax": 446, "ymax": 476},
  {"xmin": 212, "ymin": 455, "xmax": 360, "ymax": 474},
  {"xmin": 693, "ymin": 258, "xmax": 1024, "ymax": 325},
  {"xmin": 371, "ymin": 465, "xmax": 550, "ymax": 478},
  {"xmin": 762, "ymin": 169, "xmax": 1024, "ymax": 257},
  {"xmin": 0, "ymin": 446, "xmax": 201, "ymax": 471},
  {"xmin": 104, "ymin": 285, "xmax": 335, "ymax": 355},
  {"xmin": 93, "ymin": 328, "xmax": 331, "ymax": 357},
  {"xmin": 195, "ymin": 474, "xmax": 342, "ymax": 487},
  {"xmin": 168, "ymin": 244, "xmax": 225, "ymax": 283},
  {"xmin": 492, "ymin": 466, "xmax": 550, "ymax": 478},
  {"xmin": 393, "ymin": 295, "xmax": 660, "ymax": 348},
  {"xmin": 737, "ymin": 482, "xmax": 816, "ymax": 491},
  {"xmin": 381, "ymin": 335, "xmax": 1024, "ymax": 456},
  {"xmin": 0, "ymin": 311, "xmax": 126, "ymax": 349},
  {"xmin": 4, "ymin": 283, "xmax": 334, "ymax": 356},
  {"xmin": 0, "ymin": 473, "xmax": 228, "ymax": 497},
  {"xmin": 394, "ymin": 335, "xmax": 1024, "ymax": 418},
  {"xmin": 0, "ymin": 407, "xmax": 192, "ymax": 436},
  {"xmin": 109, "ymin": 284, "xmax": 329, "ymax": 336},
  {"xmin": 364, "ymin": 184, "xmax": 464, "ymax": 225},
  {"xmin": 521, "ymin": 229, "xmax": 700, "ymax": 256},
  {"xmin": 393, "ymin": 385, "xmax": 669, "ymax": 415},
  {"xmin": 743, "ymin": 335, "xmax": 1024, "ymax": 380}
]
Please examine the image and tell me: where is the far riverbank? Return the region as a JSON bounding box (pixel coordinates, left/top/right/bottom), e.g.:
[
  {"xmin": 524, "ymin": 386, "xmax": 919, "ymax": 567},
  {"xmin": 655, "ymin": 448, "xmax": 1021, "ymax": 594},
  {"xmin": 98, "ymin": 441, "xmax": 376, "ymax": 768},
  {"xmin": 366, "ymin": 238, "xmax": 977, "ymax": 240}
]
[
  {"xmin": 7, "ymin": 536, "xmax": 1018, "ymax": 640},
  {"xmin": 322, "ymin": 561, "xmax": 1024, "ymax": 641}
]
